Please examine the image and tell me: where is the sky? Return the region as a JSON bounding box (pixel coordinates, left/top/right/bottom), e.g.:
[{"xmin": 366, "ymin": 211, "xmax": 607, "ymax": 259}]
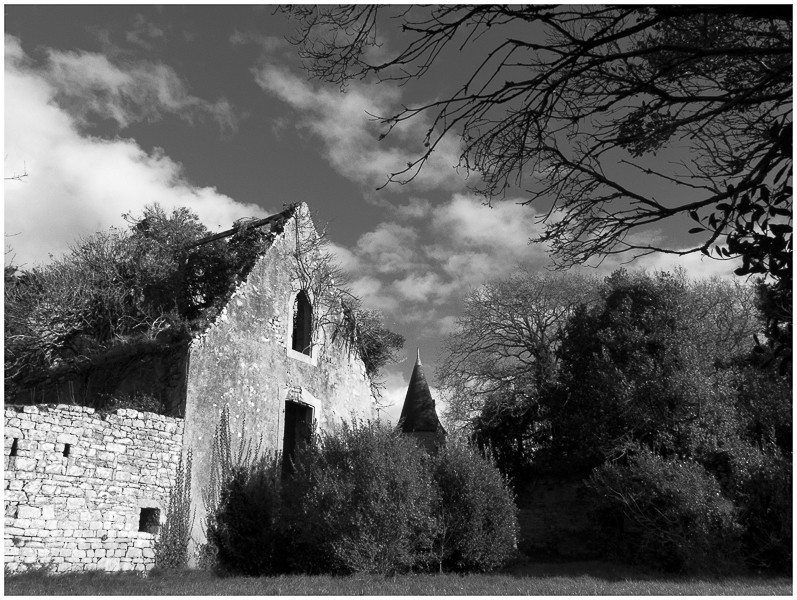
[{"xmin": 4, "ymin": 5, "xmax": 741, "ymax": 424}]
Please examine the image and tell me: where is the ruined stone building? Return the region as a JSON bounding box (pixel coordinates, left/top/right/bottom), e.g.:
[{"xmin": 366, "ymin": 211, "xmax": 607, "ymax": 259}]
[{"xmin": 4, "ymin": 203, "xmax": 376, "ymax": 572}]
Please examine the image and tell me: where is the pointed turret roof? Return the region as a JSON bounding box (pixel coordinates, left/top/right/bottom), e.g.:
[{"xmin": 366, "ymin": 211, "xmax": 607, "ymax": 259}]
[{"xmin": 398, "ymin": 348, "xmax": 445, "ymax": 434}]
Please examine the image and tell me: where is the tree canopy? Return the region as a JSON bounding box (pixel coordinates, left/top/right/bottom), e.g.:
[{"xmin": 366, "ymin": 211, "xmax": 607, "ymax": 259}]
[
  {"xmin": 285, "ymin": 5, "xmax": 790, "ymax": 260},
  {"xmin": 437, "ymin": 268, "xmax": 790, "ymax": 571},
  {"xmin": 438, "ymin": 268, "xmax": 770, "ymax": 476},
  {"xmin": 286, "ymin": 5, "xmax": 792, "ymax": 360}
]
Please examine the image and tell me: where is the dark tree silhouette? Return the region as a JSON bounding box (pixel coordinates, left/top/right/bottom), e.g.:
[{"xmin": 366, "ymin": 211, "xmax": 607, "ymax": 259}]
[{"xmin": 284, "ymin": 4, "xmax": 792, "ymax": 363}]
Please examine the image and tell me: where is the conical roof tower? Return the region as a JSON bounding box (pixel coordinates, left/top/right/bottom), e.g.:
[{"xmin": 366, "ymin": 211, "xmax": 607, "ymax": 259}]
[{"xmin": 398, "ymin": 349, "xmax": 445, "ymax": 451}]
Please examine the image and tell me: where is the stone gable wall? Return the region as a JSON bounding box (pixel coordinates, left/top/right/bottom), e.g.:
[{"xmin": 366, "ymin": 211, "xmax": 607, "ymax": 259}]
[
  {"xmin": 4, "ymin": 404, "xmax": 183, "ymax": 573},
  {"xmin": 184, "ymin": 204, "xmax": 376, "ymax": 552}
]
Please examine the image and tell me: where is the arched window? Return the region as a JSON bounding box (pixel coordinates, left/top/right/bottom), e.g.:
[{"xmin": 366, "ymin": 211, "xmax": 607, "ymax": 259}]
[{"xmin": 292, "ymin": 291, "xmax": 313, "ymax": 356}]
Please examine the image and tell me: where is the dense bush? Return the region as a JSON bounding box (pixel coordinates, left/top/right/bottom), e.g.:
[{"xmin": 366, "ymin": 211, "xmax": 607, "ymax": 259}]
[
  {"xmin": 716, "ymin": 441, "xmax": 793, "ymax": 572},
  {"xmin": 207, "ymin": 456, "xmax": 284, "ymax": 576},
  {"xmin": 95, "ymin": 392, "xmax": 165, "ymax": 416},
  {"xmin": 283, "ymin": 420, "xmax": 436, "ymax": 575},
  {"xmin": 203, "ymin": 418, "xmax": 518, "ymax": 576},
  {"xmin": 588, "ymin": 450, "xmax": 741, "ymax": 573},
  {"xmin": 430, "ymin": 438, "xmax": 518, "ymax": 572}
]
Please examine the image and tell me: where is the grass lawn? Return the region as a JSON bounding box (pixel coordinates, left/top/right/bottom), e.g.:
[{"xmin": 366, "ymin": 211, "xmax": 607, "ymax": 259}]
[{"xmin": 4, "ymin": 559, "xmax": 792, "ymax": 596}]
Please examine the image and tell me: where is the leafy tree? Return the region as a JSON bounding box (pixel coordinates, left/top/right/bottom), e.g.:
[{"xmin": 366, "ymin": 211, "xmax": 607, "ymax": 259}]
[
  {"xmin": 544, "ymin": 270, "xmax": 761, "ymax": 468},
  {"xmin": 685, "ymin": 274, "xmax": 764, "ymax": 362},
  {"xmin": 470, "ymin": 391, "xmax": 539, "ymax": 483},
  {"xmin": 123, "ymin": 205, "xmax": 237, "ymax": 322},
  {"xmin": 207, "ymin": 458, "xmax": 284, "ymax": 576},
  {"xmin": 439, "ymin": 268, "xmax": 760, "ymax": 476},
  {"xmin": 285, "ymin": 5, "xmax": 792, "ymax": 357},
  {"xmin": 4, "ymin": 205, "xmax": 240, "ymax": 397}
]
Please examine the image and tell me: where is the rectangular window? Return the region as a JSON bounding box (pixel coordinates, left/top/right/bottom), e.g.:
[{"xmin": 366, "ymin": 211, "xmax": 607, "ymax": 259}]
[
  {"xmin": 138, "ymin": 508, "xmax": 160, "ymax": 534},
  {"xmin": 282, "ymin": 401, "xmax": 313, "ymax": 475}
]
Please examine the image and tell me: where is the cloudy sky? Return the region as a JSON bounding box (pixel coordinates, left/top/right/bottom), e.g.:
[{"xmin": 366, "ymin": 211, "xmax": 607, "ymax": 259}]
[{"xmin": 4, "ymin": 6, "xmax": 739, "ymax": 423}]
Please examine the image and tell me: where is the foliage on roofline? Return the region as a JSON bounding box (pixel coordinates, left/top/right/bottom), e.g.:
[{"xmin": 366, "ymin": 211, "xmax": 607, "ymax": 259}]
[
  {"xmin": 5, "ymin": 203, "xmax": 405, "ymax": 403},
  {"xmin": 4, "ymin": 204, "xmax": 292, "ymax": 399}
]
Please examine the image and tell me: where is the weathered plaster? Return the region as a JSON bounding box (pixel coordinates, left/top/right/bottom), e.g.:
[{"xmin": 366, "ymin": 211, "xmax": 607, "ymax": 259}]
[{"xmin": 183, "ymin": 204, "xmax": 375, "ymax": 551}]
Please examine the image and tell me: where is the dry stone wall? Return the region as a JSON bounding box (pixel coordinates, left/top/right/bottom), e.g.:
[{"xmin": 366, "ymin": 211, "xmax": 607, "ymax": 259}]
[{"xmin": 4, "ymin": 404, "xmax": 183, "ymax": 573}]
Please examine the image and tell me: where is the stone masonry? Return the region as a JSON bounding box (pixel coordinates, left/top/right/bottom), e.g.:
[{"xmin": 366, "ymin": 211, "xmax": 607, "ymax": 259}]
[{"xmin": 4, "ymin": 404, "xmax": 183, "ymax": 573}]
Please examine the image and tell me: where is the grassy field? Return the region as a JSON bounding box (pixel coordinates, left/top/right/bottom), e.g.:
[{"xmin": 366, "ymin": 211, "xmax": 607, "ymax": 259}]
[{"xmin": 4, "ymin": 559, "xmax": 792, "ymax": 596}]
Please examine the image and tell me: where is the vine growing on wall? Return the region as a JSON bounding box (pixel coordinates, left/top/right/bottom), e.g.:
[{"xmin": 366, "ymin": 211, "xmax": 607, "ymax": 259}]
[
  {"xmin": 154, "ymin": 450, "xmax": 194, "ymax": 570},
  {"xmin": 286, "ymin": 207, "xmax": 405, "ymax": 398},
  {"xmin": 200, "ymin": 406, "xmax": 278, "ymax": 571}
]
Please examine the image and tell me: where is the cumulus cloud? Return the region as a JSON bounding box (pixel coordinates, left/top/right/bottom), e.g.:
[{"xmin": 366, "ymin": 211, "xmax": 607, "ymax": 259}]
[
  {"xmin": 390, "ymin": 197, "xmax": 432, "ymax": 220},
  {"xmin": 250, "ymin": 51, "xmax": 739, "ymax": 343},
  {"xmin": 328, "ymin": 193, "xmax": 554, "ymax": 336},
  {"xmin": 252, "ymin": 63, "xmax": 464, "ymax": 193},
  {"xmin": 4, "ymin": 34, "xmax": 264, "ymax": 268},
  {"xmin": 40, "ymin": 44, "xmax": 236, "ymax": 132},
  {"xmin": 354, "ymin": 222, "xmax": 421, "ymax": 274}
]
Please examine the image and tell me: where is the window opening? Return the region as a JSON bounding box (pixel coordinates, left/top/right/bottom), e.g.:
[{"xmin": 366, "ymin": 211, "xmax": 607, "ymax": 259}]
[
  {"xmin": 282, "ymin": 401, "xmax": 313, "ymax": 475},
  {"xmin": 138, "ymin": 508, "xmax": 160, "ymax": 534},
  {"xmin": 292, "ymin": 291, "xmax": 313, "ymax": 356},
  {"xmin": 63, "ymin": 443, "xmax": 71, "ymax": 457},
  {"xmin": 10, "ymin": 438, "xmax": 18, "ymax": 457}
]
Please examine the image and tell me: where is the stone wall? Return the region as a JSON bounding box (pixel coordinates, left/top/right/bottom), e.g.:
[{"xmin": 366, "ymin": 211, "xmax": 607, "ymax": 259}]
[{"xmin": 4, "ymin": 404, "xmax": 184, "ymax": 573}]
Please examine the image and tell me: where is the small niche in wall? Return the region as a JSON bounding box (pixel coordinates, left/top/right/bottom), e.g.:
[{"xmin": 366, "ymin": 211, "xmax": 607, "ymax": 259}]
[
  {"xmin": 10, "ymin": 438, "xmax": 19, "ymax": 457},
  {"xmin": 63, "ymin": 443, "xmax": 71, "ymax": 457},
  {"xmin": 138, "ymin": 507, "xmax": 160, "ymax": 534}
]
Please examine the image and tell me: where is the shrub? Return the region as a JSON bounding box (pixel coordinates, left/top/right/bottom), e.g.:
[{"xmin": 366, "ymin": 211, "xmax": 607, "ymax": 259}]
[
  {"xmin": 430, "ymin": 437, "xmax": 518, "ymax": 572},
  {"xmin": 204, "ymin": 416, "xmax": 522, "ymax": 576},
  {"xmin": 201, "ymin": 407, "xmax": 283, "ymax": 576},
  {"xmin": 588, "ymin": 450, "xmax": 741, "ymax": 572},
  {"xmin": 206, "ymin": 455, "xmax": 284, "ymax": 576},
  {"xmin": 283, "ymin": 420, "xmax": 436, "ymax": 575},
  {"xmin": 95, "ymin": 392, "xmax": 165, "ymax": 416},
  {"xmin": 722, "ymin": 443, "xmax": 792, "ymax": 572}
]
